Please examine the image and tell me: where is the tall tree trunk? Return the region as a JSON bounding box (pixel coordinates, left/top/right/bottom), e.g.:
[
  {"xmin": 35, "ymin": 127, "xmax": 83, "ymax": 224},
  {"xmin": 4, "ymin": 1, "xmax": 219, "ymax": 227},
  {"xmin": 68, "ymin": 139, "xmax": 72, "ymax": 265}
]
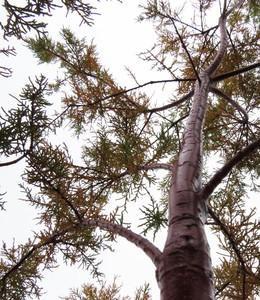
[
  {"xmin": 156, "ymin": 72, "xmax": 214, "ymax": 300},
  {"xmin": 154, "ymin": 0, "xmax": 245, "ymax": 293}
]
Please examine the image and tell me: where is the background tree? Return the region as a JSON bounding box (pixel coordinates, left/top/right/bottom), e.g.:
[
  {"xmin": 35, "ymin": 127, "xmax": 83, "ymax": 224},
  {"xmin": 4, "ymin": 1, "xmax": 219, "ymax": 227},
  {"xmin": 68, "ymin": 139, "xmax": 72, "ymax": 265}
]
[{"xmin": 0, "ymin": 0, "xmax": 259, "ymax": 299}]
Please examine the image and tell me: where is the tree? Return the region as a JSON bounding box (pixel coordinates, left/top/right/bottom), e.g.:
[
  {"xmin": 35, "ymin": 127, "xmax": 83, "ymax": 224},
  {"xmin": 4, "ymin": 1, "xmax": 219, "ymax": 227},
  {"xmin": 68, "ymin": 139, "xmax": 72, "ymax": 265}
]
[{"xmin": 0, "ymin": 0, "xmax": 259, "ymax": 299}]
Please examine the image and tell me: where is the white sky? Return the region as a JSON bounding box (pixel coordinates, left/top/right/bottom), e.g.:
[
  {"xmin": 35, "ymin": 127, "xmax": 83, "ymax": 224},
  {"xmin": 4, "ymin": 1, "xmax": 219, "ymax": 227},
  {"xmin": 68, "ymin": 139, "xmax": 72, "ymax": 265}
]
[{"xmin": 0, "ymin": 0, "xmax": 259, "ymax": 299}]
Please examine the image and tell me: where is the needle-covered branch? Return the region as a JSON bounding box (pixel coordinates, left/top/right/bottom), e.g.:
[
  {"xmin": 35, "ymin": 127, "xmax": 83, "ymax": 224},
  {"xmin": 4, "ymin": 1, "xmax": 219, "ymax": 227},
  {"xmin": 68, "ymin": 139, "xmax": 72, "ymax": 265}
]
[
  {"xmin": 207, "ymin": 207, "xmax": 248, "ymax": 275},
  {"xmin": 0, "ymin": 225, "xmax": 76, "ymax": 297},
  {"xmin": 0, "ymin": 75, "xmax": 51, "ymax": 165},
  {"xmin": 1, "ymin": 0, "xmax": 96, "ymax": 39}
]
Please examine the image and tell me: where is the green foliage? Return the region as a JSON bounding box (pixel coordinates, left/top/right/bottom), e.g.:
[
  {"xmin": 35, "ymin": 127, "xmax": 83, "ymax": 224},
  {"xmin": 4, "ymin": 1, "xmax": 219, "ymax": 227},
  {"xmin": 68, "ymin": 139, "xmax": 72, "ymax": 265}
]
[
  {"xmin": 139, "ymin": 197, "xmax": 167, "ymax": 240},
  {"xmin": 0, "ymin": 75, "xmax": 51, "ymax": 157},
  {"xmin": 248, "ymin": 0, "xmax": 260, "ymax": 22},
  {"xmin": 0, "ymin": 240, "xmax": 43, "ymax": 299},
  {"xmin": 1, "ymin": 0, "xmax": 95, "ymax": 39}
]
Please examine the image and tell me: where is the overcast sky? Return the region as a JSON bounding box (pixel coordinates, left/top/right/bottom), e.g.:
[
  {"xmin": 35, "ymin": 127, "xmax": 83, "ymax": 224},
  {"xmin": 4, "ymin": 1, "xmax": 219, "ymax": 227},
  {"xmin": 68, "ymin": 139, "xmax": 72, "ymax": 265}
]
[{"xmin": 0, "ymin": 1, "xmax": 259, "ymax": 299}]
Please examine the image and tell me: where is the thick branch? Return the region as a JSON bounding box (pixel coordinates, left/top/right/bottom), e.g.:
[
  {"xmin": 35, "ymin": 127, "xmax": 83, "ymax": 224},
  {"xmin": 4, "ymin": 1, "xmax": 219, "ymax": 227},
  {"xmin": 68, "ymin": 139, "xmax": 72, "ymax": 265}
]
[
  {"xmin": 142, "ymin": 163, "xmax": 174, "ymax": 172},
  {"xmin": 205, "ymin": 15, "xmax": 228, "ymax": 75},
  {"xmin": 82, "ymin": 218, "xmax": 162, "ymax": 266},
  {"xmin": 212, "ymin": 62, "xmax": 260, "ymax": 81},
  {"xmin": 202, "ymin": 138, "xmax": 260, "ymax": 200},
  {"xmin": 204, "ymin": 0, "xmax": 245, "ymax": 75},
  {"xmin": 210, "ymin": 87, "xmax": 248, "ymax": 123}
]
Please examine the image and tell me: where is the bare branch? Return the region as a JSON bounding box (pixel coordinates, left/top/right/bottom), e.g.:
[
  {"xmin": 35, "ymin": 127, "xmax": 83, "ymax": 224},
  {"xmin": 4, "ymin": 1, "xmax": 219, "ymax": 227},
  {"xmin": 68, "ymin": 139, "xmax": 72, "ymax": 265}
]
[
  {"xmin": 212, "ymin": 62, "xmax": 260, "ymax": 82},
  {"xmin": 147, "ymin": 90, "xmax": 194, "ymax": 114},
  {"xmin": 202, "ymin": 138, "xmax": 260, "ymax": 200},
  {"xmin": 141, "ymin": 163, "xmax": 174, "ymax": 172},
  {"xmin": 69, "ymin": 78, "xmax": 195, "ymax": 109},
  {"xmin": 0, "ymin": 153, "xmax": 27, "ymax": 167},
  {"xmin": 215, "ymin": 281, "xmax": 231, "ymax": 296},
  {"xmin": 82, "ymin": 219, "xmax": 162, "ymax": 266},
  {"xmin": 210, "ymin": 87, "xmax": 248, "ymax": 123}
]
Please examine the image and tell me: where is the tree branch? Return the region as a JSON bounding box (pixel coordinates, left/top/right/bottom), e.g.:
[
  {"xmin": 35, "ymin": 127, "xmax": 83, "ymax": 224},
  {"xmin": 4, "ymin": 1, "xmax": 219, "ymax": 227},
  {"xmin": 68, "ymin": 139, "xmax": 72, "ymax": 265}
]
[
  {"xmin": 170, "ymin": 18, "xmax": 200, "ymax": 81},
  {"xmin": 215, "ymin": 281, "xmax": 231, "ymax": 296},
  {"xmin": 205, "ymin": 14, "xmax": 228, "ymax": 75},
  {"xmin": 207, "ymin": 207, "xmax": 248, "ymax": 275},
  {"xmin": 141, "ymin": 163, "xmax": 174, "ymax": 172},
  {"xmin": 146, "ymin": 90, "xmax": 194, "ymax": 114},
  {"xmin": 28, "ymin": 159, "xmax": 83, "ymax": 222},
  {"xmin": 202, "ymin": 138, "xmax": 260, "ymax": 200},
  {"xmin": 212, "ymin": 62, "xmax": 260, "ymax": 82},
  {"xmin": 0, "ymin": 152, "xmax": 27, "ymax": 167},
  {"xmin": 82, "ymin": 218, "xmax": 162, "ymax": 266},
  {"xmin": 0, "ymin": 225, "xmax": 75, "ymax": 294},
  {"xmin": 224, "ymin": 0, "xmax": 245, "ymax": 17},
  {"xmin": 69, "ymin": 78, "xmax": 195, "ymax": 109},
  {"xmin": 210, "ymin": 87, "xmax": 248, "ymax": 123},
  {"xmin": 205, "ymin": 0, "xmax": 245, "ymax": 75}
]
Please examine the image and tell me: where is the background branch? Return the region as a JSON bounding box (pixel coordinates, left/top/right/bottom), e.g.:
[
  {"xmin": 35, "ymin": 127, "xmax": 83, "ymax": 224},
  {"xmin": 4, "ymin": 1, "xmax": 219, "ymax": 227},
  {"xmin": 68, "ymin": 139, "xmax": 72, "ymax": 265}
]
[
  {"xmin": 210, "ymin": 87, "xmax": 248, "ymax": 123},
  {"xmin": 202, "ymin": 138, "xmax": 260, "ymax": 200},
  {"xmin": 212, "ymin": 62, "xmax": 260, "ymax": 82}
]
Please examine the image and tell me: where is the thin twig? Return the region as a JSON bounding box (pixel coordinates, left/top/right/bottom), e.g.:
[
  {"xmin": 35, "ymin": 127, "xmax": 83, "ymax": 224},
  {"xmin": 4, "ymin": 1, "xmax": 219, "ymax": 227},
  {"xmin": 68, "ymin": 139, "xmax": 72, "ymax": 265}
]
[{"xmin": 170, "ymin": 17, "xmax": 200, "ymax": 81}]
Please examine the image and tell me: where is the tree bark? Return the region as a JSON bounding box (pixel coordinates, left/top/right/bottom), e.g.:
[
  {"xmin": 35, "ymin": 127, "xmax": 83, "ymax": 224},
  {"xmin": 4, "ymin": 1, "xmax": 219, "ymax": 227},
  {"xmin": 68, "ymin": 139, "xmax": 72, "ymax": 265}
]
[{"xmin": 156, "ymin": 71, "xmax": 214, "ymax": 299}]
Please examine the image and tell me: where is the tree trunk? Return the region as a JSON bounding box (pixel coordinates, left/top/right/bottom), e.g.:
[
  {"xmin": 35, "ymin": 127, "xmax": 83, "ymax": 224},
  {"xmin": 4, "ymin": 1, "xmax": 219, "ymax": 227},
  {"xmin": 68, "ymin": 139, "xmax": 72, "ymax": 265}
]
[{"xmin": 156, "ymin": 73, "xmax": 215, "ymax": 299}]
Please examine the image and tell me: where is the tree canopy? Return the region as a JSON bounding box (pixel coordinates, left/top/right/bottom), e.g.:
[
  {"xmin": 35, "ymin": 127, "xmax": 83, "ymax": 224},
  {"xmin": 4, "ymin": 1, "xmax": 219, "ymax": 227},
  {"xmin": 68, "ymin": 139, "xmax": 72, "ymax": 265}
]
[{"xmin": 0, "ymin": 0, "xmax": 259, "ymax": 299}]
